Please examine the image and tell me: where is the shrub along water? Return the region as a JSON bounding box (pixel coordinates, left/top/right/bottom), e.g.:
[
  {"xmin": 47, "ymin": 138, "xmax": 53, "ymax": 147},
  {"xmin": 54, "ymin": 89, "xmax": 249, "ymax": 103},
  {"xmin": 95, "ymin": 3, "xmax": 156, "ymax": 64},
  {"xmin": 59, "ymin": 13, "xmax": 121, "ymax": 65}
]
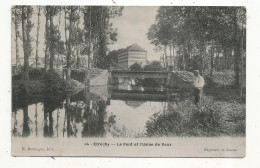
[
  {"xmin": 12, "ymin": 68, "xmax": 84, "ymax": 96},
  {"xmin": 146, "ymin": 96, "xmax": 245, "ymax": 137},
  {"xmin": 43, "ymin": 70, "xmax": 67, "ymax": 93}
]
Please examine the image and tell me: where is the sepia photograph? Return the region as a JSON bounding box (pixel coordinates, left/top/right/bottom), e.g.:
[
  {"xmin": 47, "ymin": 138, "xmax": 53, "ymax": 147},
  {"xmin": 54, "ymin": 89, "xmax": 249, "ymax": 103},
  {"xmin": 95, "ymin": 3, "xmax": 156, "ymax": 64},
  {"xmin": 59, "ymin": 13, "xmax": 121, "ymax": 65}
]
[{"xmin": 11, "ymin": 5, "xmax": 246, "ymax": 157}]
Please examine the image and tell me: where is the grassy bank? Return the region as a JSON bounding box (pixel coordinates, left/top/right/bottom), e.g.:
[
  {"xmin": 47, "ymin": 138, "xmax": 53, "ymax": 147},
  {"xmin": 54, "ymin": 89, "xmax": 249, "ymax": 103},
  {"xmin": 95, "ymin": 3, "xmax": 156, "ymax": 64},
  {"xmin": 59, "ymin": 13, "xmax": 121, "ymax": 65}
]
[
  {"xmin": 146, "ymin": 96, "xmax": 245, "ymax": 137},
  {"xmin": 12, "ymin": 69, "xmax": 84, "ymax": 97}
]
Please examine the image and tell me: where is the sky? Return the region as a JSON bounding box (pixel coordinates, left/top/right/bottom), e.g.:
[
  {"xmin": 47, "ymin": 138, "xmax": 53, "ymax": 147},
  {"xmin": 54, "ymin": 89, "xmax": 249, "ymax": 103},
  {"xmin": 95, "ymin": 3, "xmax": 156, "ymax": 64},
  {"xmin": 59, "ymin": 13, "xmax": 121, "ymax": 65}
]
[
  {"xmin": 11, "ymin": 6, "xmax": 160, "ymax": 65},
  {"xmin": 109, "ymin": 6, "xmax": 159, "ymax": 61}
]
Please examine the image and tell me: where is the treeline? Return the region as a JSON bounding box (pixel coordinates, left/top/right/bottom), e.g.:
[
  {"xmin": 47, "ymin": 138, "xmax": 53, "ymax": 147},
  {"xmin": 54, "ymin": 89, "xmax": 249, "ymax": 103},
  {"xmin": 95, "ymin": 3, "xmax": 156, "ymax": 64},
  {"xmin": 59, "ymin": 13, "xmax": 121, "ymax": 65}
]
[
  {"xmin": 147, "ymin": 6, "xmax": 246, "ymax": 87},
  {"xmin": 12, "ymin": 6, "xmax": 123, "ymax": 80}
]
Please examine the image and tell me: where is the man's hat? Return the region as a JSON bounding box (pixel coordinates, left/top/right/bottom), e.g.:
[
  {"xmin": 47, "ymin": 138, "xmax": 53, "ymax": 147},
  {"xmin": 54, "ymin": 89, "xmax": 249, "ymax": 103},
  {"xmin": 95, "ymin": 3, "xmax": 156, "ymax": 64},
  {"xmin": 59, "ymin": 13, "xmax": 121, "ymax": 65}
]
[{"xmin": 193, "ymin": 70, "xmax": 200, "ymax": 73}]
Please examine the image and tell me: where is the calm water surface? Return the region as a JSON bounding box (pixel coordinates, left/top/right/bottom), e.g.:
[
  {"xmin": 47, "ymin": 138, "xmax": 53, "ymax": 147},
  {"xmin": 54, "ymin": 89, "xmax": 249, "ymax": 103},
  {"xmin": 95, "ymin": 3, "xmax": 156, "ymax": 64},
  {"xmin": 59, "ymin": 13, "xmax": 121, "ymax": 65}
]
[{"xmin": 12, "ymin": 85, "xmax": 190, "ymax": 138}]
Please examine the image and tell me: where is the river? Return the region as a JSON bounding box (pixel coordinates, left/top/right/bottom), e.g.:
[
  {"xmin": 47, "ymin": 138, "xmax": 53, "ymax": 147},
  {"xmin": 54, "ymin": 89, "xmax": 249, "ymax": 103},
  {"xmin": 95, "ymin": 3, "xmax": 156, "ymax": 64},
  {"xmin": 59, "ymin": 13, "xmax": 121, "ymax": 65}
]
[{"xmin": 12, "ymin": 83, "xmax": 193, "ymax": 138}]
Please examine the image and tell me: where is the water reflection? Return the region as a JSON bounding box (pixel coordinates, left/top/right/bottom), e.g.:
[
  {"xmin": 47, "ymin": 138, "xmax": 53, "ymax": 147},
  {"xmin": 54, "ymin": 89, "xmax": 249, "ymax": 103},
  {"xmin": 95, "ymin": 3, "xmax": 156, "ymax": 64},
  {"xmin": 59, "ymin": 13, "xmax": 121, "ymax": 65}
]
[
  {"xmin": 12, "ymin": 84, "xmax": 190, "ymax": 138},
  {"xmin": 43, "ymin": 94, "xmax": 64, "ymax": 137},
  {"xmin": 22, "ymin": 104, "xmax": 30, "ymax": 137},
  {"xmin": 81, "ymin": 98, "xmax": 106, "ymax": 137},
  {"xmin": 35, "ymin": 103, "xmax": 38, "ymax": 137}
]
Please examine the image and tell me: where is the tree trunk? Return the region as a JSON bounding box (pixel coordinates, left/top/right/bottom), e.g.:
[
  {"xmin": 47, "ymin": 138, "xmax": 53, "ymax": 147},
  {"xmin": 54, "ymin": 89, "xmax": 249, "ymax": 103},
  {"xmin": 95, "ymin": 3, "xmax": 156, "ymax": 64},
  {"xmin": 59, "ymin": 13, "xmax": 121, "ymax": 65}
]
[
  {"xmin": 35, "ymin": 7, "xmax": 40, "ymax": 68},
  {"xmin": 172, "ymin": 45, "xmax": 175, "ymax": 70},
  {"xmin": 21, "ymin": 6, "xmax": 29, "ymax": 80},
  {"xmin": 162, "ymin": 54, "xmax": 165, "ymax": 68},
  {"xmin": 182, "ymin": 44, "xmax": 186, "ymax": 71},
  {"xmin": 25, "ymin": 7, "xmax": 32, "ymax": 69},
  {"xmin": 216, "ymin": 49, "xmax": 220, "ymax": 71},
  {"xmin": 98, "ymin": 7, "xmax": 108, "ymax": 69},
  {"xmin": 227, "ymin": 44, "xmax": 232, "ymax": 69},
  {"xmin": 49, "ymin": 8, "xmax": 55, "ymax": 70},
  {"xmin": 14, "ymin": 7, "xmax": 20, "ymax": 68},
  {"xmin": 56, "ymin": 108, "xmax": 59, "ymax": 137},
  {"xmin": 176, "ymin": 50, "xmax": 180, "ymax": 70},
  {"xmin": 199, "ymin": 43, "xmax": 203, "ymax": 74},
  {"xmin": 188, "ymin": 42, "xmax": 192, "ymax": 71},
  {"xmin": 88, "ymin": 6, "xmax": 93, "ymax": 69},
  {"xmin": 66, "ymin": 95, "xmax": 71, "ymax": 137},
  {"xmin": 76, "ymin": 7, "xmax": 80, "ymax": 69},
  {"xmin": 44, "ymin": 7, "xmax": 49, "ymax": 70},
  {"xmin": 210, "ymin": 41, "xmax": 214, "ymax": 79},
  {"xmin": 64, "ymin": 7, "xmax": 68, "ymax": 76},
  {"xmin": 57, "ymin": 9, "xmax": 62, "ymax": 69},
  {"xmin": 240, "ymin": 19, "xmax": 245, "ymax": 101},
  {"xmin": 240, "ymin": 34, "xmax": 244, "ymax": 100},
  {"xmin": 199, "ymin": 30, "xmax": 205, "ymax": 74},
  {"xmin": 35, "ymin": 103, "xmax": 38, "ymax": 137},
  {"xmin": 233, "ymin": 9, "xmax": 240, "ymax": 88},
  {"xmin": 164, "ymin": 45, "xmax": 168, "ymax": 69},
  {"xmin": 64, "ymin": 7, "xmax": 68, "ymax": 54},
  {"xmin": 22, "ymin": 105, "xmax": 30, "ymax": 137},
  {"xmin": 76, "ymin": 47, "xmax": 80, "ymax": 69},
  {"xmin": 202, "ymin": 43, "xmax": 206, "ymax": 74},
  {"xmin": 169, "ymin": 44, "xmax": 172, "ymax": 66},
  {"xmin": 224, "ymin": 42, "xmax": 228, "ymax": 69},
  {"xmin": 66, "ymin": 7, "xmax": 73, "ymax": 81},
  {"xmin": 48, "ymin": 111, "xmax": 54, "ymax": 136}
]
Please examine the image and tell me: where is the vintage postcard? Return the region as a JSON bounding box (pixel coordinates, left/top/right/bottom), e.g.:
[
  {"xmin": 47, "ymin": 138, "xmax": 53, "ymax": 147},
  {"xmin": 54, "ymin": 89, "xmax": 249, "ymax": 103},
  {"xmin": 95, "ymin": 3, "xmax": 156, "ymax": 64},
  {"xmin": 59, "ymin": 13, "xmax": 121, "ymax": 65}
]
[{"xmin": 11, "ymin": 6, "xmax": 246, "ymax": 157}]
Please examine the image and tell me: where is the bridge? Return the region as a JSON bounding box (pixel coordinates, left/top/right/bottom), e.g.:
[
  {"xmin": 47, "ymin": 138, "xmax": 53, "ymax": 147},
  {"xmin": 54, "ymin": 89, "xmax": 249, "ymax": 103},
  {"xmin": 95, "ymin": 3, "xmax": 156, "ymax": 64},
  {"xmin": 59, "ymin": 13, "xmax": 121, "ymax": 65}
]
[
  {"xmin": 111, "ymin": 70, "xmax": 170, "ymax": 79},
  {"xmin": 110, "ymin": 70, "xmax": 172, "ymax": 86},
  {"xmin": 109, "ymin": 69, "xmax": 194, "ymax": 90}
]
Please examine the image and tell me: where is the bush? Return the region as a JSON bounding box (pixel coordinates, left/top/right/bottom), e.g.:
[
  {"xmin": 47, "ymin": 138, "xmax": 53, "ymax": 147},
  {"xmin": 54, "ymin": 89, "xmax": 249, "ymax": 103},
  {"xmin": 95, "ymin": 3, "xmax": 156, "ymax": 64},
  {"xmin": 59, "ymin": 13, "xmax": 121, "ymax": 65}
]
[
  {"xmin": 43, "ymin": 70, "xmax": 67, "ymax": 93},
  {"xmin": 144, "ymin": 61, "xmax": 163, "ymax": 71},
  {"xmin": 28, "ymin": 68, "xmax": 46, "ymax": 80},
  {"xmin": 12, "ymin": 68, "xmax": 84, "ymax": 96},
  {"xmin": 12, "ymin": 80, "xmax": 46, "ymax": 96},
  {"xmin": 71, "ymin": 69, "xmax": 86, "ymax": 83},
  {"xmin": 129, "ymin": 63, "xmax": 142, "ymax": 71},
  {"xmin": 12, "ymin": 67, "xmax": 45, "ymax": 80},
  {"xmin": 204, "ymin": 70, "xmax": 244, "ymax": 89},
  {"xmin": 146, "ymin": 97, "xmax": 245, "ymax": 137}
]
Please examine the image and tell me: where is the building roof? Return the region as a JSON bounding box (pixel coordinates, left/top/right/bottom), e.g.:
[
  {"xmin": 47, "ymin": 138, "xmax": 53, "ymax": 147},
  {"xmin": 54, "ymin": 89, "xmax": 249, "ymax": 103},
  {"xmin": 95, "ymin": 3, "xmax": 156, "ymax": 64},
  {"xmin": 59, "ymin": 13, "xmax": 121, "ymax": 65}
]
[
  {"xmin": 125, "ymin": 43, "xmax": 147, "ymax": 52},
  {"xmin": 117, "ymin": 43, "xmax": 147, "ymax": 56}
]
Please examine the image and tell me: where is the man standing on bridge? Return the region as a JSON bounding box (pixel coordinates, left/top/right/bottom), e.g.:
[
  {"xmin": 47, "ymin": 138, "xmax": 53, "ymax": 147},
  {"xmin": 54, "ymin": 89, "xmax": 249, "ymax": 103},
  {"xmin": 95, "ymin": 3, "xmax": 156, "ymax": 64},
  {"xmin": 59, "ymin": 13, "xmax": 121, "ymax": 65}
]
[{"xmin": 193, "ymin": 70, "xmax": 205, "ymax": 105}]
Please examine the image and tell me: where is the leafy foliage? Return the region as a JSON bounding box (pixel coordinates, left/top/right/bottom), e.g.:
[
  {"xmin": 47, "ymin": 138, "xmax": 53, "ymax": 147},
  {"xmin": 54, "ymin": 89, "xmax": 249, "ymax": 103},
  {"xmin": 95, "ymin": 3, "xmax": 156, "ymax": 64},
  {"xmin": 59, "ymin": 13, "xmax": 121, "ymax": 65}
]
[
  {"xmin": 82, "ymin": 6, "xmax": 124, "ymax": 68},
  {"xmin": 147, "ymin": 7, "xmax": 246, "ymax": 87},
  {"xmin": 144, "ymin": 60, "xmax": 163, "ymax": 71},
  {"xmin": 43, "ymin": 70, "xmax": 65, "ymax": 92},
  {"xmin": 129, "ymin": 63, "xmax": 142, "ymax": 71}
]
